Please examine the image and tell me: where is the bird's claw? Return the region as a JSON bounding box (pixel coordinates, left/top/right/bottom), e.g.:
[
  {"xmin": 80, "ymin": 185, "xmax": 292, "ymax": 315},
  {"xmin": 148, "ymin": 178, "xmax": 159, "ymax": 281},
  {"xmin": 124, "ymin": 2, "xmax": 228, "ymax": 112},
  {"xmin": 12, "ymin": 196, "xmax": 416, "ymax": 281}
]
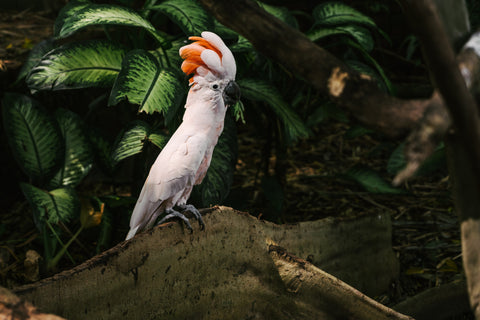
[
  {"xmin": 158, "ymin": 209, "xmax": 193, "ymax": 233},
  {"xmin": 179, "ymin": 204, "xmax": 205, "ymax": 230},
  {"xmin": 158, "ymin": 205, "xmax": 205, "ymax": 233}
]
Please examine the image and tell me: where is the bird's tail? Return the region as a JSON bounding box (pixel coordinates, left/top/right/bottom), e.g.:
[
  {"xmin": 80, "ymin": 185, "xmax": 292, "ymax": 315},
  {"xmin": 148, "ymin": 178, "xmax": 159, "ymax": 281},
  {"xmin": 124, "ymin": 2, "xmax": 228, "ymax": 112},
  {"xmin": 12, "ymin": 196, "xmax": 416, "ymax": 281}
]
[
  {"xmin": 125, "ymin": 189, "xmax": 166, "ymax": 240},
  {"xmin": 125, "ymin": 226, "xmax": 140, "ymax": 240}
]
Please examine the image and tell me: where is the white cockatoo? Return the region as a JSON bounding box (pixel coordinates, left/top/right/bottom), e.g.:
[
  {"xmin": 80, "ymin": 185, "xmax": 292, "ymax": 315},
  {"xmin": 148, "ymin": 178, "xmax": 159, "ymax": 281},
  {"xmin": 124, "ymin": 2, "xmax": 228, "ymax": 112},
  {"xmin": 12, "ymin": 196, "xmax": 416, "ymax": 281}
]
[{"xmin": 126, "ymin": 31, "xmax": 240, "ymax": 240}]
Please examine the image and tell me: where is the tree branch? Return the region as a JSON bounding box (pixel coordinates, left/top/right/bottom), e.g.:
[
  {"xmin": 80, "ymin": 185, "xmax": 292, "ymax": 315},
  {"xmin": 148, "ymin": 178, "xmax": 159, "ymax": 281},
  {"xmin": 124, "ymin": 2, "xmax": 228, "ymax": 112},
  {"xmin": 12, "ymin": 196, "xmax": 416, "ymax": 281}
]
[
  {"xmin": 198, "ymin": 0, "xmax": 480, "ymax": 186},
  {"xmin": 199, "ymin": 0, "xmax": 430, "ymax": 138}
]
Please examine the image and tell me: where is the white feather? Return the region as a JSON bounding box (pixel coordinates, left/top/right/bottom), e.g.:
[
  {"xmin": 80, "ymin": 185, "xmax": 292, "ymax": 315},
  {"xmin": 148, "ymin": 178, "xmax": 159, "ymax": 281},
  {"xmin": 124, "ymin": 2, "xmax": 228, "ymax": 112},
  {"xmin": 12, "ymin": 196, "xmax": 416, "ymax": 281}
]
[{"xmin": 126, "ymin": 32, "xmax": 236, "ymax": 240}]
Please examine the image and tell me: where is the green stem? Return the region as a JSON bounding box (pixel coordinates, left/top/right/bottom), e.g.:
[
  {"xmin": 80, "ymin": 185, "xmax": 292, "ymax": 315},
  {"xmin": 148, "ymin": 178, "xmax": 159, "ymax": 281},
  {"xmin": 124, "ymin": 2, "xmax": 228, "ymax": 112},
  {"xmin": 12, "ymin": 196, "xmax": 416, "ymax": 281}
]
[
  {"xmin": 47, "ymin": 225, "xmax": 84, "ymax": 271},
  {"xmin": 46, "ymin": 221, "xmax": 75, "ymax": 264}
]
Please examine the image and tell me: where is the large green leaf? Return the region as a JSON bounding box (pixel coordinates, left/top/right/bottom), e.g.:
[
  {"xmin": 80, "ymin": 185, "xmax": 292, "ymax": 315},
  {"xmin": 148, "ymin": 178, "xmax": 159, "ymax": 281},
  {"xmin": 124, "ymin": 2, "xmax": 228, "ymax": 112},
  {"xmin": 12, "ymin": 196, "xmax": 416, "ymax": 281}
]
[
  {"xmin": 152, "ymin": 39, "xmax": 184, "ymax": 69},
  {"xmin": 313, "ymin": 2, "xmax": 377, "ymax": 28},
  {"xmin": 27, "ymin": 40, "xmax": 126, "ymax": 92},
  {"xmin": 109, "ymin": 49, "xmax": 183, "ymax": 114},
  {"xmin": 15, "ymin": 38, "xmax": 56, "ymax": 85},
  {"xmin": 387, "ymin": 142, "xmax": 446, "ymax": 176},
  {"xmin": 308, "ymin": 25, "xmax": 374, "ymax": 52},
  {"xmin": 111, "ymin": 120, "xmax": 168, "ymax": 165},
  {"xmin": 345, "ymin": 166, "xmax": 405, "ymax": 194},
  {"xmin": 49, "ymin": 109, "xmax": 94, "ymax": 188},
  {"xmin": 55, "ymin": 3, "xmax": 166, "ymax": 44},
  {"xmin": 238, "ymin": 78, "xmax": 309, "ymax": 140},
  {"xmin": 258, "ymin": 2, "xmax": 298, "ymax": 29},
  {"xmin": 346, "ymin": 59, "xmax": 386, "ymax": 91},
  {"xmin": 306, "ymin": 102, "xmax": 348, "ymax": 127},
  {"xmin": 344, "ymin": 38, "xmax": 394, "ymax": 94},
  {"xmin": 54, "ymin": 0, "xmax": 90, "ymax": 35},
  {"xmin": 2, "ymin": 93, "xmax": 63, "ymax": 184},
  {"xmin": 230, "ymin": 35, "xmax": 254, "ymax": 53},
  {"xmin": 192, "ymin": 113, "xmax": 238, "ymax": 206},
  {"xmin": 20, "ymin": 183, "xmax": 79, "ymax": 224},
  {"xmin": 88, "ymin": 127, "xmax": 115, "ymax": 175},
  {"xmin": 148, "ymin": 0, "xmax": 214, "ymax": 35}
]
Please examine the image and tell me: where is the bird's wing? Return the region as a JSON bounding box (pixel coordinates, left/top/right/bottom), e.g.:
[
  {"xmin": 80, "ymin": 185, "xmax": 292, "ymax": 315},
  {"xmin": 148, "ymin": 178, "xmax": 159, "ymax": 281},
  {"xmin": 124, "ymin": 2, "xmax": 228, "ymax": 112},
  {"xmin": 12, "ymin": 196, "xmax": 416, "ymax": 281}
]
[{"xmin": 128, "ymin": 131, "xmax": 208, "ymax": 232}]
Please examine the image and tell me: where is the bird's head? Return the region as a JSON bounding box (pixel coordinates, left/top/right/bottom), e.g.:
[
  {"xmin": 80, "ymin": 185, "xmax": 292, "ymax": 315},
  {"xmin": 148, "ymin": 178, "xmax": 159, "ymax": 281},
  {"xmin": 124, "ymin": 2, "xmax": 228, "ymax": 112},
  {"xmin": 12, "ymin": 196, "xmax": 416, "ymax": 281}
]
[{"xmin": 179, "ymin": 31, "xmax": 240, "ymax": 107}]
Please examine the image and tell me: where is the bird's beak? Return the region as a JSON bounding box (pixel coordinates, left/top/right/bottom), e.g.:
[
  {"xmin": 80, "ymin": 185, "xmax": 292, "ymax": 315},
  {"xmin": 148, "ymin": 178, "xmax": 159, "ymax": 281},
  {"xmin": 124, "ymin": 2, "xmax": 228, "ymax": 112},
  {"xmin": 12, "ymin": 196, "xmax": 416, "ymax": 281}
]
[{"xmin": 223, "ymin": 81, "xmax": 241, "ymax": 107}]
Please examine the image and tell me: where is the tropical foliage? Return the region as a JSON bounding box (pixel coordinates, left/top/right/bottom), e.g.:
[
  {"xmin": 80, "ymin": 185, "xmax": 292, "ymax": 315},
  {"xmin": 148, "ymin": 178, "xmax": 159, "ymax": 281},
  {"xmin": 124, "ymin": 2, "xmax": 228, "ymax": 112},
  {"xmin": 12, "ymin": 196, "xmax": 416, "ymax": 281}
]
[{"xmin": 3, "ymin": 0, "xmax": 423, "ymax": 270}]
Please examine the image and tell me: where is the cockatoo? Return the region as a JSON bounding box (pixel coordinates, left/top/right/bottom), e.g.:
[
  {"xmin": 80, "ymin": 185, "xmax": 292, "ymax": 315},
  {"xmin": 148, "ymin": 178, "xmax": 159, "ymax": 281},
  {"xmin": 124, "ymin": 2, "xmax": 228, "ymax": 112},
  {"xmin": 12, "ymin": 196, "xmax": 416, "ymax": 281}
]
[{"xmin": 126, "ymin": 31, "xmax": 240, "ymax": 240}]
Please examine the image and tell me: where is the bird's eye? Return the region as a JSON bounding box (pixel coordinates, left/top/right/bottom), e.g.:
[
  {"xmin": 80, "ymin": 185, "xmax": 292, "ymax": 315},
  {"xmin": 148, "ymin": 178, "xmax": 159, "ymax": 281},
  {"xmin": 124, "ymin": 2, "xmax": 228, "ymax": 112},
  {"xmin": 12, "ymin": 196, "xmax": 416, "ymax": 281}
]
[{"xmin": 212, "ymin": 84, "xmax": 219, "ymax": 90}]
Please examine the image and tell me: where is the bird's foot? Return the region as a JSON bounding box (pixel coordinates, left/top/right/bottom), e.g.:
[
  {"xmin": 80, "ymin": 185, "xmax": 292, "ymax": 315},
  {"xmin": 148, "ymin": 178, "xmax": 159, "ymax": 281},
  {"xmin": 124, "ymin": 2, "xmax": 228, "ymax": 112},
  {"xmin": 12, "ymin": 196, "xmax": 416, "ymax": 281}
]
[
  {"xmin": 158, "ymin": 209, "xmax": 193, "ymax": 233},
  {"xmin": 178, "ymin": 204, "xmax": 205, "ymax": 230}
]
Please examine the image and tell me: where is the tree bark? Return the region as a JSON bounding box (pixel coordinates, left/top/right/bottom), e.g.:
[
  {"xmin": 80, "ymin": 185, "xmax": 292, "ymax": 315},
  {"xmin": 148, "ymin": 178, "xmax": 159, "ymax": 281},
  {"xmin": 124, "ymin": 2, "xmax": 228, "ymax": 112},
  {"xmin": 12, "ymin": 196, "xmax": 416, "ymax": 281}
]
[
  {"xmin": 199, "ymin": 0, "xmax": 433, "ymax": 138},
  {"xmin": 13, "ymin": 207, "xmax": 404, "ymax": 320}
]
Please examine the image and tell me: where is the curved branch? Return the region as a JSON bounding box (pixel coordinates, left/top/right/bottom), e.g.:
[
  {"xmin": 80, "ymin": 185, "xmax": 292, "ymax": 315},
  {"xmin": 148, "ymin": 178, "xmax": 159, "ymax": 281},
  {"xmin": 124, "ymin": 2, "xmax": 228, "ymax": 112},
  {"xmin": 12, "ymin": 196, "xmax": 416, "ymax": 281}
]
[{"xmin": 199, "ymin": 0, "xmax": 431, "ymax": 137}]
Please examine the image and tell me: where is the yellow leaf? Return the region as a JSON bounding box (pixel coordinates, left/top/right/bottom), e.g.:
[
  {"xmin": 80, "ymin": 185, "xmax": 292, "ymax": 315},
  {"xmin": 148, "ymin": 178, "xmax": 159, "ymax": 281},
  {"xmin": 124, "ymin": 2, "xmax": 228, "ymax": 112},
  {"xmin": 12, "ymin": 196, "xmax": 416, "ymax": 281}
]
[
  {"xmin": 6, "ymin": 43, "xmax": 13, "ymax": 49},
  {"xmin": 405, "ymin": 267, "xmax": 425, "ymax": 275},
  {"xmin": 437, "ymin": 258, "xmax": 458, "ymax": 273},
  {"xmin": 80, "ymin": 197, "xmax": 104, "ymax": 229},
  {"xmin": 22, "ymin": 38, "xmax": 33, "ymax": 50}
]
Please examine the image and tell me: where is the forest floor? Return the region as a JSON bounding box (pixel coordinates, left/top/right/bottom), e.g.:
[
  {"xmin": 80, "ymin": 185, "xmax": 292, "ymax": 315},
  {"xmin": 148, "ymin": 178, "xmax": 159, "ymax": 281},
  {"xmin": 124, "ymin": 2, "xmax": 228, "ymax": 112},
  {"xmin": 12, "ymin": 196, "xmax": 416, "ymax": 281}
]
[{"xmin": 0, "ymin": 7, "xmax": 466, "ymax": 316}]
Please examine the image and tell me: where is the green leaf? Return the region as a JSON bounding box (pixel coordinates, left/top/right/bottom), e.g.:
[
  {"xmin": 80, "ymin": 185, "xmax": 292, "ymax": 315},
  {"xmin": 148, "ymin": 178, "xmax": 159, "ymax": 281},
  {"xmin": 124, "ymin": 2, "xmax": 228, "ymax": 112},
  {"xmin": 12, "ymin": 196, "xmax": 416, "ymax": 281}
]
[
  {"xmin": 2, "ymin": 93, "xmax": 63, "ymax": 184},
  {"xmin": 232, "ymin": 100, "xmax": 246, "ymax": 123},
  {"xmin": 258, "ymin": 2, "xmax": 298, "ymax": 28},
  {"xmin": 27, "ymin": 40, "xmax": 126, "ymax": 92},
  {"xmin": 111, "ymin": 120, "xmax": 149, "ymax": 165},
  {"xmin": 387, "ymin": 143, "xmax": 406, "ymax": 175},
  {"xmin": 148, "ymin": 0, "xmax": 214, "ymax": 35},
  {"xmin": 109, "ymin": 49, "xmax": 183, "ymax": 114},
  {"xmin": 54, "ymin": 0, "xmax": 90, "ymax": 36},
  {"xmin": 308, "ymin": 25, "xmax": 374, "ymax": 52},
  {"xmin": 152, "ymin": 39, "xmax": 184, "ymax": 69},
  {"xmin": 313, "ymin": 2, "xmax": 377, "ymax": 29},
  {"xmin": 111, "ymin": 120, "xmax": 168, "ymax": 165},
  {"xmin": 49, "ymin": 109, "xmax": 94, "ymax": 188},
  {"xmin": 238, "ymin": 78, "xmax": 309, "ymax": 140},
  {"xmin": 20, "ymin": 183, "xmax": 79, "ymax": 224},
  {"xmin": 88, "ymin": 127, "xmax": 114, "ymax": 175},
  {"xmin": 344, "ymin": 38, "xmax": 394, "ymax": 94},
  {"xmin": 56, "ymin": 3, "xmax": 166, "ymax": 44},
  {"xmin": 191, "ymin": 113, "xmax": 238, "ymax": 206},
  {"xmin": 345, "ymin": 166, "xmax": 405, "ymax": 194},
  {"xmin": 15, "ymin": 38, "xmax": 56, "ymax": 85},
  {"xmin": 148, "ymin": 131, "xmax": 169, "ymax": 149},
  {"xmin": 345, "ymin": 59, "xmax": 386, "ymax": 91},
  {"xmin": 306, "ymin": 102, "xmax": 348, "ymax": 127},
  {"xmin": 387, "ymin": 142, "xmax": 446, "ymax": 176},
  {"xmin": 344, "ymin": 125, "xmax": 374, "ymax": 139},
  {"xmin": 230, "ymin": 35, "xmax": 254, "ymax": 53}
]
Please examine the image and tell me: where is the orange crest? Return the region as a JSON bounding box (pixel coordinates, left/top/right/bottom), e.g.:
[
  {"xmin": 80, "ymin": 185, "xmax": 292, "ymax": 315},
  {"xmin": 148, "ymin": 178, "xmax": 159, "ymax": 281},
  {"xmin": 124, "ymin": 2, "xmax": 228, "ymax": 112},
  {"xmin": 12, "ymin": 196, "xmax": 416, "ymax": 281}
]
[{"xmin": 180, "ymin": 36, "xmax": 223, "ymax": 83}]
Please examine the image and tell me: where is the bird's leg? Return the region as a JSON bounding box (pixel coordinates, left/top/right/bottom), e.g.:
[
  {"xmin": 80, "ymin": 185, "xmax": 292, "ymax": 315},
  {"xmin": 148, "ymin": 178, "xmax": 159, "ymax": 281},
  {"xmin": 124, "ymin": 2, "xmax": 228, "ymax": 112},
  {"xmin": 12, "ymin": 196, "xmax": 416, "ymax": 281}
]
[
  {"xmin": 157, "ymin": 208, "xmax": 193, "ymax": 233},
  {"xmin": 178, "ymin": 204, "xmax": 205, "ymax": 230}
]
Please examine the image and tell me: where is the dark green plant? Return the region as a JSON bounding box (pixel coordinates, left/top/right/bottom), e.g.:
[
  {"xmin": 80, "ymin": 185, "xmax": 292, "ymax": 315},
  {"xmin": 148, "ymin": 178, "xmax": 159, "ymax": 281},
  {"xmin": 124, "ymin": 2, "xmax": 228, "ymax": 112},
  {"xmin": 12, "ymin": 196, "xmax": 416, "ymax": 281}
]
[
  {"xmin": 1, "ymin": 93, "xmax": 96, "ymax": 270},
  {"xmin": 4, "ymin": 0, "xmax": 425, "ymax": 267},
  {"xmin": 307, "ymin": 1, "xmax": 393, "ymax": 93},
  {"xmin": 3, "ymin": 0, "xmax": 313, "ymax": 268}
]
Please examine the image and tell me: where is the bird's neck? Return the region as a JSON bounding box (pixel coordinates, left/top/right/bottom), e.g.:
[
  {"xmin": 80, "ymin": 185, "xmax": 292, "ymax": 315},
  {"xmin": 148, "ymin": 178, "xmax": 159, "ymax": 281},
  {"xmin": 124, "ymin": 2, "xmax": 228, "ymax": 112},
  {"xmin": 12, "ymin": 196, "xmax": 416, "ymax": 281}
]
[{"xmin": 182, "ymin": 95, "xmax": 226, "ymax": 137}]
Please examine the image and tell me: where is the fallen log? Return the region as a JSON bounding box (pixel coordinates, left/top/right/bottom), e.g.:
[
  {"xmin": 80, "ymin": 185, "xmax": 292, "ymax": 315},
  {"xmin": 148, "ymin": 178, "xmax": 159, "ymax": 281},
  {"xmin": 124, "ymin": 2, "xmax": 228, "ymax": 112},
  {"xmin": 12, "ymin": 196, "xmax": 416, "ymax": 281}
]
[{"xmin": 14, "ymin": 207, "xmax": 402, "ymax": 319}]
